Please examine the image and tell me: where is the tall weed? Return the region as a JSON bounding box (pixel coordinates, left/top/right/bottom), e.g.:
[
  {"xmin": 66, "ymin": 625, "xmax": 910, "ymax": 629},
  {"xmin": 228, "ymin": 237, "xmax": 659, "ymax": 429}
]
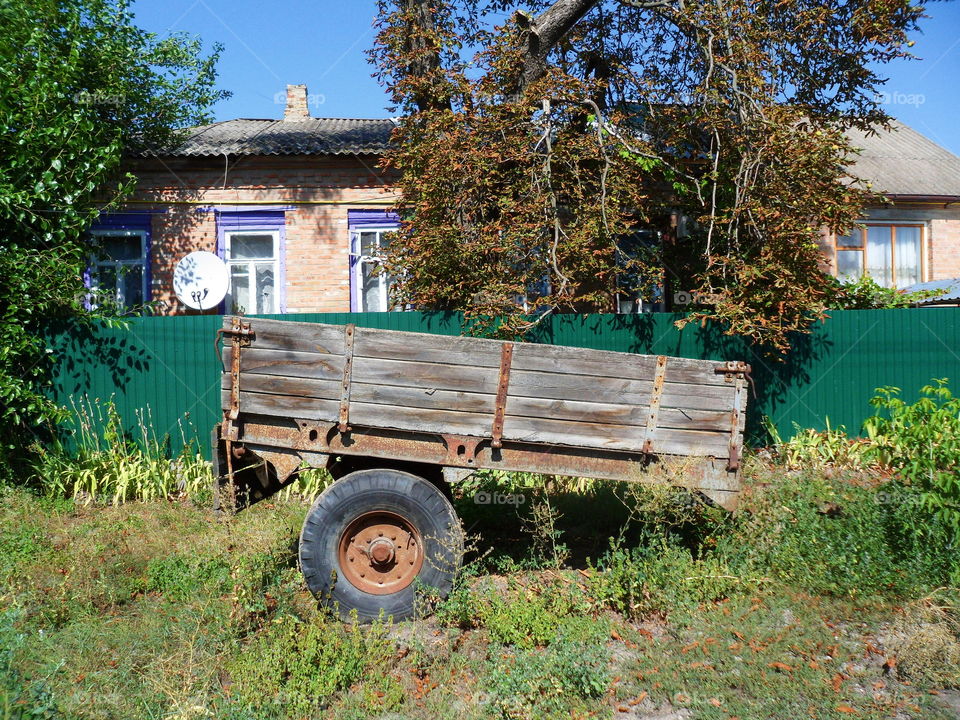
[{"xmin": 31, "ymin": 396, "xmax": 212, "ymax": 504}]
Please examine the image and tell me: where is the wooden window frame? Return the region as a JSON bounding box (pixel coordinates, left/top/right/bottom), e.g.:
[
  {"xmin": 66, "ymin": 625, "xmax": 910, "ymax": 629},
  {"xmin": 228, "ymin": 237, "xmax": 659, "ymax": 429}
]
[{"xmin": 834, "ymin": 222, "xmax": 925, "ymax": 288}]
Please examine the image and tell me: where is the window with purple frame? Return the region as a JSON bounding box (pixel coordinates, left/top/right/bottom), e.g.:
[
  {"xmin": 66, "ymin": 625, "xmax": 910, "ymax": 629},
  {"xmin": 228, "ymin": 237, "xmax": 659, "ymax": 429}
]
[{"xmin": 348, "ymin": 210, "xmax": 400, "ymax": 312}]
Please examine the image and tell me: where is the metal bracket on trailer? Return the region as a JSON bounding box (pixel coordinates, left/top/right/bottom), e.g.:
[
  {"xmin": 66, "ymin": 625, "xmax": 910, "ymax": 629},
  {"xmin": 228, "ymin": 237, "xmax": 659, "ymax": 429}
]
[
  {"xmin": 714, "ymin": 361, "xmax": 751, "ymax": 471},
  {"xmin": 642, "ymin": 355, "xmax": 668, "ymax": 455},
  {"xmin": 218, "ymin": 317, "xmax": 254, "ymax": 442},
  {"xmin": 338, "ymin": 324, "xmax": 356, "ymax": 434},
  {"xmin": 491, "ymin": 342, "xmax": 514, "ymax": 449}
]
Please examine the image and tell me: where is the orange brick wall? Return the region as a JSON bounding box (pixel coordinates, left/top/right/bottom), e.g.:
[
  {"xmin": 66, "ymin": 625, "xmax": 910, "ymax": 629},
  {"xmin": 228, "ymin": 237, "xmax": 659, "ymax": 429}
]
[{"xmin": 123, "ymin": 155, "xmax": 398, "ymax": 314}]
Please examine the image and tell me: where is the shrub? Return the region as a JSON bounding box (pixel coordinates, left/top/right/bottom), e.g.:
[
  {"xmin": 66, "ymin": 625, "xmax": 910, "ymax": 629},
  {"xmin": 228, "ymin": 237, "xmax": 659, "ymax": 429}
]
[
  {"xmin": 590, "ymin": 534, "xmax": 745, "ymax": 618},
  {"xmin": 864, "ymin": 380, "xmax": 960, "ymax": 550},
  {"xmin": 437, "ymin": 575, "xmax": 591, "ymax": 648},
  {"xmin": 226, "ymin": 616, "xmax": 395, "ymax": 718},
  {"xmin": 488, "ymin": 635, "xmax": 609, "ymax": 720},
  {"xmin": 720, "ymin": 472, "xmax": 956, "ymax": 596},
  {"xmin": 229, "ymin": 538, "xmax": 299, "ymax": 632}
]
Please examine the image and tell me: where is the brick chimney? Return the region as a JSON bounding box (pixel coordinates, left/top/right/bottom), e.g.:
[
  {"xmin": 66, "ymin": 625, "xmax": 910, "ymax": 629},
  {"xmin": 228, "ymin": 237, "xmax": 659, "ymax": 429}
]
[{"xmin": 284, "ymin": 84, "xmax": 310, "ymax": 121}]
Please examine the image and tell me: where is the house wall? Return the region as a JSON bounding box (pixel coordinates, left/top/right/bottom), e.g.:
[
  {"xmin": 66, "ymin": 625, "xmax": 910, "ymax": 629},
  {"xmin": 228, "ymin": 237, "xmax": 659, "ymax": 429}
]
[
  {"xmin": 819, "ymin": 202, "xmax": 960, "ymax": 283},
  {"xmin": 121, "ymin": 155, "xmax": 398, "ymax": 314}
]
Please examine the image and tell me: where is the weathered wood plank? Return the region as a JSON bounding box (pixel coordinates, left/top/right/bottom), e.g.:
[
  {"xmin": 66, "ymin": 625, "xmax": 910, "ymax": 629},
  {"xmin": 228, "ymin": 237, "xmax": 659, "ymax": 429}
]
[
  {"xmin": 236, "ymin": 317, "xmax": 346, "ymax": 355},
  {"xmin": 228, "ymin": 348, "xmax": 346, "ymax": 381},
  {"xmin": 225, "ymin": 391, "xmax": 341, "ymax": 423},
  {"xmin": 227, "ymin": 390, "xmax": 730, "ymax": 457},
  {"xmin": 352, "ymin": 356, "xmax": 735, "ymax": 411},
  {"xmin": 229, "ymin": 350, "xmax": 735, "ymax": 412},
  {"xmin": 352, "ymin": 324, "xmax": 730, "ymax": 386},
  {"xmin": 224, "ymin": 375, "xmax": 731, "ymax": 431}
]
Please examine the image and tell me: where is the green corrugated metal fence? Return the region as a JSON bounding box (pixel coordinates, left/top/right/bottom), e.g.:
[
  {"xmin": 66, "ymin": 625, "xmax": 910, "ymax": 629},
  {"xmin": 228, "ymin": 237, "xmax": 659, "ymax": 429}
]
[{"xmin": 43, "ymin": 309, "xmax": 960, "ymax": 452}]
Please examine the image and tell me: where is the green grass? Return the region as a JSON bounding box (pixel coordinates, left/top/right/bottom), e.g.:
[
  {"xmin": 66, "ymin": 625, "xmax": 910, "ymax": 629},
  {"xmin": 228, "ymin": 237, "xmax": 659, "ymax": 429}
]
[{"xmin": 2, "ymin": 459, "xmax": 959, "ymax": 720}]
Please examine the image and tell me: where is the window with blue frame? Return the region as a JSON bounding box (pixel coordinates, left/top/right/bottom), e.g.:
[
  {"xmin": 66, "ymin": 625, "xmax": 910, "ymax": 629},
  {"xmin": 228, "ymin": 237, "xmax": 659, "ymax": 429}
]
[{"xmin": 87, "ymin": 214, "xmax": 151, "ymax": 311}]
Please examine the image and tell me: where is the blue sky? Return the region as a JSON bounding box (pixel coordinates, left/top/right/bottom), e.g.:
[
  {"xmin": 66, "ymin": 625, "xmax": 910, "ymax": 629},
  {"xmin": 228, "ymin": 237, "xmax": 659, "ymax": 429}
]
[{"xmin": 132, "ymin": 0, "xmax": 960, "ymax": 154}]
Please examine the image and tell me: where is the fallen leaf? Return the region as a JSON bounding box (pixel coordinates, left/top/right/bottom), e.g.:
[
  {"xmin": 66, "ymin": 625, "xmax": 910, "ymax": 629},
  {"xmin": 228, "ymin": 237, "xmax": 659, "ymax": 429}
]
[
  {"xmin": 832, "ymin": 674, "xmax": 844, "ymax": 693},
  {"xmin": 768, "ymin": 662, "xmax": 793, "ymax": 672},
  {"xmin": 629, "ymin": 692, "xmax": 648, "ymax": 706},
  {"xmin": 836, "ymin": 704, "xmax": 859, "ymax": 714}
]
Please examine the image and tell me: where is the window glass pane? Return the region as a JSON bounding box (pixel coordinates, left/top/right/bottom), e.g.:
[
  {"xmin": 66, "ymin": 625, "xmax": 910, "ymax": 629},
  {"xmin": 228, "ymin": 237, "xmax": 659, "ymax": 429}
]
[
  {"xmin": 119, "ymin": 264, "xmax": 143, "ymax": 307},
  {"xmin": 895, "ymin": 226, "xmax": 921, "ymax": 287},
  {"xmin": 230, "ymin": 234, "xmax": 274, "ymax": 260},
  {"xmin": 866, "ymin": 226, "xmax": 893, "ymax": 287},
  {"xmin": 229, "ymin": 266, "xmax": 250, "ymax": 313},
  {"xmin": 101, "ymin": 234, "xmax": 142, "ymax": 261},
  {"xmin": 256, "ymin": 263, "xmax": 275, "ymax": 314},
  {"xmin": 361, "ymin": 261, "xmax": 382, "ymax": 312},
  {"xmin": 836, "ymin": 231, "xmax": 861, "ymax": 248},
  {"xmin": 96, "ymin": 265, "xmax": 118, "ymax": 301},
  {"xmin": 359, "ymin": 231, "xmax": 378, "ymax": 257},
  {"xmin": 836, "ymin": 250, "xmax": 863, "ymax": 283}
]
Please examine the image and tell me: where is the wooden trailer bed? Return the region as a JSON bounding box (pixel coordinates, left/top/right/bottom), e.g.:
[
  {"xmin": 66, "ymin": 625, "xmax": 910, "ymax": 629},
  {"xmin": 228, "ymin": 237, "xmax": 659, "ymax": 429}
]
[{"xmin": 214, "ymin": 316, "xmax": 750, "ymax": 511}]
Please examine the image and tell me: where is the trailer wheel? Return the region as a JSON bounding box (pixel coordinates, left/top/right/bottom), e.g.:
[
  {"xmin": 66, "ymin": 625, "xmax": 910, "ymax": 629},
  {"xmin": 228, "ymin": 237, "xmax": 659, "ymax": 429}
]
[{"xmin": 299, "ymin": 468, "xmax": 462, "ymax": 621}]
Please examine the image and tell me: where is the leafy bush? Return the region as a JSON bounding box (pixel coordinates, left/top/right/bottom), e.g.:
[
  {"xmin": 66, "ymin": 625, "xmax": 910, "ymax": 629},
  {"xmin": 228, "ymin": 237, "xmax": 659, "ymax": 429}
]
[
  {"xmin": 488, "ymin": 636, "xmax": 609, "ymax": 720},
  {"xmin": 226, "ymin": 616, "xmax": 395, "ymax": 718},
  {"xmin": 864, "ymin": 379, "xmax": 960, "ymax": 545},
  {"xmin": 437, "ymin": 575, "xmax": 590, "ymax": 648},
  {"xmin": 826, "ymin": 275, "xmax": 935, "ymax": 309},
  {"xmin": 720, "ymin": 472, "xmax": 957, "ymax": 596},
  {"xmin": 229, "ymin": 540, "xmax": 298, "ymax": 632},
  {"xmin": 763, "ymin": 417, "xmax": 873, "ymax": 469}
]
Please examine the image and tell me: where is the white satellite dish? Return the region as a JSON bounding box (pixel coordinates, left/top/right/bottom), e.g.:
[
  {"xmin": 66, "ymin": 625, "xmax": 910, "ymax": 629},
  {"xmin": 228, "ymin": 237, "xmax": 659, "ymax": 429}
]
[{"xmin": 173, "ymin": 251, "xmax": 229, "ymax": 311}]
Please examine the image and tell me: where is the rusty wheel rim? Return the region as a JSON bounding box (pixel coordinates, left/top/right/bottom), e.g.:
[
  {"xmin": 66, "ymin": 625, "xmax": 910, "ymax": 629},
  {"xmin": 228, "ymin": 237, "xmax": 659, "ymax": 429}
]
[{"xmin": 338, "ymin": 511, "xmax": 424, "ymax": 595}]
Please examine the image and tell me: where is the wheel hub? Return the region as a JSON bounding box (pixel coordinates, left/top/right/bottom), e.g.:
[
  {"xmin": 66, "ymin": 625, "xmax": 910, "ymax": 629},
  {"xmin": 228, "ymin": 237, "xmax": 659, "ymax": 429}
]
[{"xmin": 338, "ymin": 511, "xmax": 424, "ymax": 595}]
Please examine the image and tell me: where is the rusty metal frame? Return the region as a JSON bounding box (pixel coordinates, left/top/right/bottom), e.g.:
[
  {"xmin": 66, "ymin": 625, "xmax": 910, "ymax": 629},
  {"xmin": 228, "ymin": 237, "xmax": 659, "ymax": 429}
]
[
  {"xmin": 726, "ymin": 373, "xmax": 746, "ymax": 471},
  {"xmin": 220, "ymin": 317, "xmax": 253, "ymax": 442},
  {"xmin": 642, "ymin": 355, "xmax": 668, "ymax": 455},
  {"xmin": 441, "ymin": 434, "xmax": 483, "ymax": 466},
  {"xmin": 228, "ymin": 418, "xmax": 740, "ymax": 509},
  {"xmin": 338, "ymin": 323, "xmax": 356, "ymax": 433},
  {"xmin": 491, "ymin": 342, "xmax": 514, "ymax": 449}
]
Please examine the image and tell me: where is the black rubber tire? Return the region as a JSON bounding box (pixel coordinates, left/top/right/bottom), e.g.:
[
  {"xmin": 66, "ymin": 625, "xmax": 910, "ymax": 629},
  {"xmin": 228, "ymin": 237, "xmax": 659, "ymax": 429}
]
[{"xmin": 298, "ymin": 468, "xmax": 462, "ymax": 622}]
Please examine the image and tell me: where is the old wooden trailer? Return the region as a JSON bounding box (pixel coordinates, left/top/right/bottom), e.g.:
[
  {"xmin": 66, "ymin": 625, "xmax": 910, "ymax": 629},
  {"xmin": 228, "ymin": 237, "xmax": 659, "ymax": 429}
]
[{"xmin": 213, "ymin": 316, "xmax": 750, "ymax": 620}]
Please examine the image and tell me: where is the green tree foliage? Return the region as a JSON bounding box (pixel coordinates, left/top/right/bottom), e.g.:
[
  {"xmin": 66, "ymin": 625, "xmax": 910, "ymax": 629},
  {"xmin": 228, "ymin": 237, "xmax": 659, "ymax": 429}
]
[
  {"xmin": 370, "ymin": 0, "xmax": 921, "ymax": 348},
  {"xmin": 0, "ymin": 0, "xmax": 226, "ymax": 463}
]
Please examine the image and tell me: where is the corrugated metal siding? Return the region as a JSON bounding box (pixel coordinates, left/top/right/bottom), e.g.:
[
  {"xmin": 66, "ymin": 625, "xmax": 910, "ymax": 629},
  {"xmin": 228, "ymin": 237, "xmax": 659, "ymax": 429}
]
[{"xmin": 43, "ymin": 309, "xmax": 960, "ymax": 453}]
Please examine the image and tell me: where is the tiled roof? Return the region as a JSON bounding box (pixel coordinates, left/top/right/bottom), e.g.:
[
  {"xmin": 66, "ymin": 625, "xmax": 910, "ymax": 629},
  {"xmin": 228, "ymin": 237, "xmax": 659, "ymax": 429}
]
[
  {"xmin": 142, "ymin": 117, "xmax": 396, "ymax": 157},
  {"xmin": 145, "ymin": 115, "xmax": 960, "ymax": 199},
  {"xmin": 846, "ymin": 121, "xmax": 960, "ymax": 198}
]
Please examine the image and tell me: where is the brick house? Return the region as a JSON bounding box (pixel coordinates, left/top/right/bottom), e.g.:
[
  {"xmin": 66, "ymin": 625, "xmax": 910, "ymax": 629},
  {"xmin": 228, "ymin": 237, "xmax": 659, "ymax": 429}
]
[
  {"xmin": 90, "ymin": 86, "xmax": 960, "ymax": 314},
  {"xmin": 820, "ymin": 121, "xmax": 960, "ymax": 289},
  {"xmin": 89, "ymin": 85, "xmax": 399, "ymax": 315}
]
